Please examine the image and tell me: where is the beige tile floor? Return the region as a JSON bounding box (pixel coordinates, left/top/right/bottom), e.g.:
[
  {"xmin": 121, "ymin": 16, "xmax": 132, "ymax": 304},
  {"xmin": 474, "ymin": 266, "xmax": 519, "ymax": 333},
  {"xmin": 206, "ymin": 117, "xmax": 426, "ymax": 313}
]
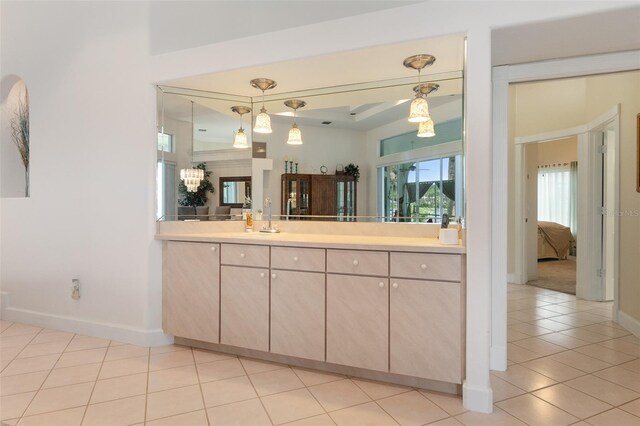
[{"xmin": 1, "ymin": 284, "xmax": 639, "ymax": 425}]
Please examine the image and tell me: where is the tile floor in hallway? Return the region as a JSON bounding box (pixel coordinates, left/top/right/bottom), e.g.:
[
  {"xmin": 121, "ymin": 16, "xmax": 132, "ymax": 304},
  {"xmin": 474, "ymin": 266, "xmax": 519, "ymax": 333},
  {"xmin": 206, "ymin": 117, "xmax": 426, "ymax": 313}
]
[{"xmin": 0, "ymin": 284, "xmax": 639, "ymax": 425}]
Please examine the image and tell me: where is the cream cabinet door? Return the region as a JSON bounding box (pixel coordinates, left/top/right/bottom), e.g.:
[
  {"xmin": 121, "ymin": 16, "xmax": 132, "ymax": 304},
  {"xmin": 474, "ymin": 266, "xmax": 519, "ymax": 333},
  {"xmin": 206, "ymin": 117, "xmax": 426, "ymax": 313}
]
[
  {"xmin": 220, "ymin": 265, "xmax": 270, "ymax": 351},
  {"xmin": 163, "ymin": 241, "xmax": 220, "ymax": 343},
  {"xmin": 271, "ymin": 270, "xmax": 325, "ymax": 361},
  {"xmin": 326, "ymin": 274, "xmax": 388, "ymax": 371},
  {"xmin": 390, "ymin": 278, "xmax": 462, "ymax": 383}
]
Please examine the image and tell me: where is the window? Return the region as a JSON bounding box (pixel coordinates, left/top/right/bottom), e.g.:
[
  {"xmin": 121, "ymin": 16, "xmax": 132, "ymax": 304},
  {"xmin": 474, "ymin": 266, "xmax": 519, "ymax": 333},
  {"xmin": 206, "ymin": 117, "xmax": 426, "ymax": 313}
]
[
  {"xmin": 157, "ymin": 132, "xmax": 173, "ymax": 153},
  {"xmin": 380, "ymin": 155, "xmax": 461, "ymax": 223},
  {"xmin": 538, "ymin": 162, "xmax": 577, "ymax": 235},
  {"xmin": 157, "ymin": 160, "xmax": 177, "ymax": 220}
]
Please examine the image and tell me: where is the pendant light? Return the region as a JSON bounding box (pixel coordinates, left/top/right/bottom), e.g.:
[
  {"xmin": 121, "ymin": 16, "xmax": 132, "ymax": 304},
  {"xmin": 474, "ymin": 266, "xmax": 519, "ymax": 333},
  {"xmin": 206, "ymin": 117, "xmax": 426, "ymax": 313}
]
[
  {"xmin": 417, "ymin": 119, "xmax": 436, "ymax": 138},
  {"xmin": 414, "ymin": 83, "xmax": 439, "ymax": 137},
  {"xmin": 250, "ymin": 78, "xmax": 277, "ymax": 134},
  {"xmin": 180, "ymin": 101, "xmax": 203, "ymax": 192},
  {"xmin": 284, "ymin": 99, "xmax": 306, "ymax": 145},
  {"xmin": 231, "ymin": 105, "xmax": 251, "ymax": 148},
  {"xmin": 403, "ymin": 54, "xmax": 436, "ymax": 123}
]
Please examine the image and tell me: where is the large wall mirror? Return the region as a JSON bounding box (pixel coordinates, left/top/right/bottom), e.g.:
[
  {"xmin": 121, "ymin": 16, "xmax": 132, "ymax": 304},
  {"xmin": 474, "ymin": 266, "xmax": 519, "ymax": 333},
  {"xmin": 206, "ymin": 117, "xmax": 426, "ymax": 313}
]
[{"xmin": 156, "ymin": 35, "xmax": 466, "ymax": 224}]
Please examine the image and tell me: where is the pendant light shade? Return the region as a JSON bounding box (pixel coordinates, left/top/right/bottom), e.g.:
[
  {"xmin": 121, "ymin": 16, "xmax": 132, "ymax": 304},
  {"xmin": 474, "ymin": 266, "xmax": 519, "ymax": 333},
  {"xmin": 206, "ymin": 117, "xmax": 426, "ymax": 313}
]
[
  {"xmin": 284, "ymin": 99, "xmax": 306, "ymax": 145},
  {"xmin": 234, "ymin": 128, "xmax": 248, "ymax": 148},
  {"xmin": 180, "ymin": 168, "xmax": 204, "ymax": 192},
  {"xmin": 254, "ymin": 107, "xmax": 272, "ymax": 134},
  {"xmin": 231, "ymin": 105, "xmax": 251, "ymax": 148},
  {"xmin": 417, "ymin": 119, "xmax": 436, "ymax": 138},
  {"xmin": 287, "ymin": 124, "xmax": 303, "ymax": 145},
  {"xmin": 250, "ymin": 78, "xmax": 277, "ymax": 135},
  {"xmin": 409, "ymin": 96, "xmax": 430, "ymax": 123}
]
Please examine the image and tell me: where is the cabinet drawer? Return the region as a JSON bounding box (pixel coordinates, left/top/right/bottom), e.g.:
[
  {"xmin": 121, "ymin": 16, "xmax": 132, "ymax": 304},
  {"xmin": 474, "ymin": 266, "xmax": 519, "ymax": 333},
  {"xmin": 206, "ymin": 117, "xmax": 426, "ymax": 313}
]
[
  {"xmin": 327, "ymin": 249, "xmax": 388, "ymax": 276},
  {"xmin": 271, "ymin": 246, "xmax": 325, "ymax": 272},
  {"xmin": 390, "ymin": 252, "xmax": 461, "ymax": 281},
  {"xmin": 221, "ymin": 244, "xmax": 269, "ymax": 268}
]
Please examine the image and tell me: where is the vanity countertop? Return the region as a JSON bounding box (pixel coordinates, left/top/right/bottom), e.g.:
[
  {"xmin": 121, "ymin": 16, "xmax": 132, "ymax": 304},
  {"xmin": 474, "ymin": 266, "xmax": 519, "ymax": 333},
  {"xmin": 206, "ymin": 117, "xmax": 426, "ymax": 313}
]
[{"xmin": 155, "ymin": 231, "xmax": 465, "ymax": 254}]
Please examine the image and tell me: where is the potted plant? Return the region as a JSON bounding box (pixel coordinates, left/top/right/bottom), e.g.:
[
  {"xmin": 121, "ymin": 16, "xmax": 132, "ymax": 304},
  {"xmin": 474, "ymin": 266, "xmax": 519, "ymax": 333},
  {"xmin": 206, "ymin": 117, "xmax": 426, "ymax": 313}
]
[
  {"xmin": 10, "ymin": 91, "xmax": 29, "ymax": 197},
  {"xmin": 178, "ymin": 163, "xmax": 214, "ymax": 218},
  {"xmin": 344, "ymin": 163, "xmax": 360, "ymax": 182}
]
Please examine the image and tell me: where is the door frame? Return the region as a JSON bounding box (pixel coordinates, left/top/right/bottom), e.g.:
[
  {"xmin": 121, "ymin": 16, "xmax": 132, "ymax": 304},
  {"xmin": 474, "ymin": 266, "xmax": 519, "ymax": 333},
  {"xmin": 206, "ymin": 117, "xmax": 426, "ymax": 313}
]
[
  {"xmin": 512, "ymin": 106, "xmax": 620, "ymax": 302},
  {"xmin": 491, "ymin": 50, "xmax": 639, "ymax": 372}
]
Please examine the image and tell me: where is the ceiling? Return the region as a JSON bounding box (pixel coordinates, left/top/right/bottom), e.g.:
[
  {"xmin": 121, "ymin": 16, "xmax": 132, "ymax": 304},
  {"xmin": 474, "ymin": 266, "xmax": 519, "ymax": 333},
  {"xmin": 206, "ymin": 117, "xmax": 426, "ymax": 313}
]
[{"xmin": 159, "ymin": 34, "xmax": 465, "ymax": 148}]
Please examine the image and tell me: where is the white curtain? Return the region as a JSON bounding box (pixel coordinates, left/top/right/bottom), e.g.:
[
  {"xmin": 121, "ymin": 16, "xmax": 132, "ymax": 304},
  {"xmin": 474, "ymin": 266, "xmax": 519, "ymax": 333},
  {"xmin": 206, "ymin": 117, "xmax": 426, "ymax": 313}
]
[{"xmin": 538, "ymin": 163, "xmax": 577, "ymax": 235}]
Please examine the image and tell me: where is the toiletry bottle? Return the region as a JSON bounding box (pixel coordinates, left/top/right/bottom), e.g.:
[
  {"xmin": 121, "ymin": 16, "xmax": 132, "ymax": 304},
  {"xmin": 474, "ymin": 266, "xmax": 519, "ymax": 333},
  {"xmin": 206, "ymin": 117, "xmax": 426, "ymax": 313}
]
[{"xmin": 244, "ymin": 197, "xmax": 253, "ymax": 232}]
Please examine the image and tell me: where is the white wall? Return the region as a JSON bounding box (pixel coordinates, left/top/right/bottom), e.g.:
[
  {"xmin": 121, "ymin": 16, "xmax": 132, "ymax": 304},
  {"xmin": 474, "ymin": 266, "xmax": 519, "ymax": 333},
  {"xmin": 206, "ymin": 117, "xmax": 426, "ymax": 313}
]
[
  {"xmin": 537, "ymin": 137, "xmax": 578, "ymax": 166},
  {"xmin": 0, "ymin": 2, "xmax": 168, "ymax": 345},
  {"xmin": 1, "ymin": 0, "xmax": 634, "ymax": 413}
]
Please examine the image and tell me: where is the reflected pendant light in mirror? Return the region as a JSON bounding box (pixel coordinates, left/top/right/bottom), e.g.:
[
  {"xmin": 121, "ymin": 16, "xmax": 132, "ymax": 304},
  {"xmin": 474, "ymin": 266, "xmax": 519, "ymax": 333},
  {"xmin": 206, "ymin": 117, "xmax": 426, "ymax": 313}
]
[
  {"xmin": 414, "ymin": 83, "xmax": 438, "ymax": 137},
  {"xmin": 250, "ymin": 78, "xmax": 277, "ymax": 134},
  {"xmin": 403, "ymin": 54, "xmax": 435, "ymax": 123},
  {"xmin": 417, "ymin": 118, "xmax": 436, "ymax": 137},
  {"xmin": 180, "ymin": 101, "xmax": 203, "ymax": 192},
  {"xmin": 231, "ymin": 105, "xmax": 251, "ymax": 148},
  {"xmin": 284, "ymin": 99, "xmax": 306, "ymax": 145}
]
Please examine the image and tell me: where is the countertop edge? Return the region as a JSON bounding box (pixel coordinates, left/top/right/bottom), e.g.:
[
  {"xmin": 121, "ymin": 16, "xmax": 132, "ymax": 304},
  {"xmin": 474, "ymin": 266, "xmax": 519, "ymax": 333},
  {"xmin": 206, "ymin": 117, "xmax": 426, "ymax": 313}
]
[{"xmin": 155, "ymin": 233, "xmax": 466, "ymax": 254}]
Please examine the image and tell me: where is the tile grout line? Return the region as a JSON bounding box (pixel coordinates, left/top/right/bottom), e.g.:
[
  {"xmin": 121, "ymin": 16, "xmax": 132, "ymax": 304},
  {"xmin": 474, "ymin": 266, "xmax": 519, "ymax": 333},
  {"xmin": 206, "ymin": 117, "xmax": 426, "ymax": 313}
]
[
  {"xmin": 78, "ymin": 339, "xmax": 112, "ymax": 425},
  {"xmin": 189, "ymin": 347, "xmax": 212, "ymax": 426},
  {"xmin": 13, "ymin": 330, "xmax": 78, "ymax": 423},
  {"xmin": 239, "ymin": 358, "xmax": 277, "ymax": 425}
]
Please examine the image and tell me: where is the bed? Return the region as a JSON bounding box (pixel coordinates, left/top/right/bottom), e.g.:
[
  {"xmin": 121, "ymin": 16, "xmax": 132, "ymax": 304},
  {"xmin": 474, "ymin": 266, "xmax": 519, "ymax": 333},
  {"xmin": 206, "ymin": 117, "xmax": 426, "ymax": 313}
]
[{"xmin": 538, "ymin": 221, "xmax": 574, "ymax": 260}]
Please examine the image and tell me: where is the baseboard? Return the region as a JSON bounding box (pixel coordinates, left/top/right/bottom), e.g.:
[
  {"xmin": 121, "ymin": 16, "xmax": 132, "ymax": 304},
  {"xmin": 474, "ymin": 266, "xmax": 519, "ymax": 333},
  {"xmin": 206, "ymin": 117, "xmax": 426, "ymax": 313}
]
[
  {"xmin": 618, "ymin": 309, "xmax": 640, "ymax": 339},
  {"xmin": 490, "ymin": 344, "xmax": 507, "ymax": 371},
  {"xmin": 2, "ymin": 306, "xmax": 173, "ymax": 347},
  {"xmin": 463, "ymin": 380, "xmax": 493, "ymax": 413},
  {"xmin": 507, "ymin": 273, "xmax": 525, "ymax": 285}
]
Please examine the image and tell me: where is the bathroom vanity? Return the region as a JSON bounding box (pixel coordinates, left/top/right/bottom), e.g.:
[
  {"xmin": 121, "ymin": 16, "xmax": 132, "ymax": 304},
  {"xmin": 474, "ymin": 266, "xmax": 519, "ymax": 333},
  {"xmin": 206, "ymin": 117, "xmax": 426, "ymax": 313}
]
[{"xmin": 157, "ymin": 221, "xmax": 466, "ymax": 394}]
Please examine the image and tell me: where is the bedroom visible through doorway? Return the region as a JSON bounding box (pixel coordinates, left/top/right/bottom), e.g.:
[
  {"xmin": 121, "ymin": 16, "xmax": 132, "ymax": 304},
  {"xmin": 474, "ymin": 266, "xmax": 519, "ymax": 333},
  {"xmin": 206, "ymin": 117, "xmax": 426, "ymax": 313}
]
[{"xmin": 529, "ymin": 138, "xmax": 578, "ymax": 294}]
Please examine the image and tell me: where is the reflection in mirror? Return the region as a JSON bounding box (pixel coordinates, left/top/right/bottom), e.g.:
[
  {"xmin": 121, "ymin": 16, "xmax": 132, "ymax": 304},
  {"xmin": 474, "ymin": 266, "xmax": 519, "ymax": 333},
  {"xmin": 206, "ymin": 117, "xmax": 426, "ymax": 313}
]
[
  {"xmin": 156, "ymin": 46, "xmax": 465, "ymax": 224},
  {"xmin": 220, "ymin": 176, "xmax": 251, "ymax": 208},
  {"xmin": 156, "ymin": 86, "xmax": 252, "ymax": 221}
]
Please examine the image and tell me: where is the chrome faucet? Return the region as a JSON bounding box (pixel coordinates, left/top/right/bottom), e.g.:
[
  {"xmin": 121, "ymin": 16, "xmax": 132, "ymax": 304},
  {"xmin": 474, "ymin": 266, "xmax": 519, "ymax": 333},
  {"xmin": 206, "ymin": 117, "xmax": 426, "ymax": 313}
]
[{"xmin": 260, "ymin": 197, "xmax": 280, "ymax": 233}]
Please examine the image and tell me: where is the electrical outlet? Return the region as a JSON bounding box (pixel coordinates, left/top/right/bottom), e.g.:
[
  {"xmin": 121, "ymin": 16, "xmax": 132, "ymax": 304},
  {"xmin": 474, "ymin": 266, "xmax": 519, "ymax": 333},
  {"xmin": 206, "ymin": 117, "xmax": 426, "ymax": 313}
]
[{"xmin": 71, "ymin": 279, "xmax": 80, "ymax": 300}]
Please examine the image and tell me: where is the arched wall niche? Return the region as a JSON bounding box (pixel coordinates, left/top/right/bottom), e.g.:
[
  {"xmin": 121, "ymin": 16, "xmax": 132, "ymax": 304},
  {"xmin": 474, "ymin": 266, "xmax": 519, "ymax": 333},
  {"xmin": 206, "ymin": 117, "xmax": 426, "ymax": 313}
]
[{"xmin": 1, "ymin": 76, "xmax": 30, "ymax": 198}]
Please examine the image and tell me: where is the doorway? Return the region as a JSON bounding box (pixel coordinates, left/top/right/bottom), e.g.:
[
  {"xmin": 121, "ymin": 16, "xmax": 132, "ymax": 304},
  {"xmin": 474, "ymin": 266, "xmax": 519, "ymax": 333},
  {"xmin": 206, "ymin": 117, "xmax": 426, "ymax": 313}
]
[
  {"xmin": 490, "ymin": 51, "xmax": 637, "ymax": 372},
  {"xmin": 513, "ymin": 109, "xmax": 618, "ymax": 301}
]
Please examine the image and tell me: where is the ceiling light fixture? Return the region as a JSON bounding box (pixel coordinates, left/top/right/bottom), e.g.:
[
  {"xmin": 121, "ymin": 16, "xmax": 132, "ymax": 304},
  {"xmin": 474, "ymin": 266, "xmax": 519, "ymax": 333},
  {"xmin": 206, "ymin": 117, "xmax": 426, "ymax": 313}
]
[
  {"xmin": 284, "ymin": 99, "xmax": 306, "ymax": 145},
  {"xmin": 250, "ymin": 78, "xmax": 277, "ymax": 134},
  {"xmin": 403, "ymin": 54, "xmax": 436, "ymax": 123},
  {"xmin": 231, "ymin": 105, "xmax": 251, "ymax": 149},
  {"xmin": 180, "ymin": 101, "xmax": 203, "ymax": 192},
  {"xmin": 417, "ymin": 119, "xmax": 436, "ymax": 138},
  {"xmin": 414, "ymin": 83, "xmax": 438, "ymax": 138}
]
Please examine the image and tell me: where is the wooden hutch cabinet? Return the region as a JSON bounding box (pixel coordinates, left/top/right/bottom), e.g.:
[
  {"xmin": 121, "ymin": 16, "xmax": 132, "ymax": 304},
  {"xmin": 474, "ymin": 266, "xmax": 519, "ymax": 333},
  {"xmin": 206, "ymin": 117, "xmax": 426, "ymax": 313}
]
[{"xmin": 281, "ymin": 174, "xmax": 356, "ymax": 220}]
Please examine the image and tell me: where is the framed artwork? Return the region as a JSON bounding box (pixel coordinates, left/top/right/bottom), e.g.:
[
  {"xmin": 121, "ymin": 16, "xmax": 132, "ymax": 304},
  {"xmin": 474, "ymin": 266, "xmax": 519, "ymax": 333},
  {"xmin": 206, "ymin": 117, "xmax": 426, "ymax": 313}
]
[{"xmin": 637, "ymin": 113, "xmax": 640, "ymax": 193}]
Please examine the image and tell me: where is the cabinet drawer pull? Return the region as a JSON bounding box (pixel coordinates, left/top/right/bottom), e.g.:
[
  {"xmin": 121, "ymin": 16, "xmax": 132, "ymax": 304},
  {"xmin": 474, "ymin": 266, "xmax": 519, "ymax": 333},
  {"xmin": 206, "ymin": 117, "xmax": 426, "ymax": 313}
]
[
  {"xmin": 272, "ymin": 273, "xmax": 277, "ymax": 279},
  {"xmin": 293, "ymin": 256, "xmax": 299, "ymax": 262},
  {"xmin": 392, "ymin": 282, "xmax": 398, "ymax": 289},
  {"xmin": 420, "ymin": 263, "xmax": 427, "ymax": 270},
  {"xmin": 353, "ymin": 259, "xmax": 359, "ymax": 266},
  {"xmin": 211, "ymin": 246, "xmax": 216, "ymax": 252},
  {"xmin": 260, "ymin": 272, "xmax": 265, "ymax": 278},
  {"xmin": 378, "ymin": 282, "xmax": 385, "ymax": 288},
  {"xmin": 240, "ymin": 253, "xmax": 246, "ymax": 258}
]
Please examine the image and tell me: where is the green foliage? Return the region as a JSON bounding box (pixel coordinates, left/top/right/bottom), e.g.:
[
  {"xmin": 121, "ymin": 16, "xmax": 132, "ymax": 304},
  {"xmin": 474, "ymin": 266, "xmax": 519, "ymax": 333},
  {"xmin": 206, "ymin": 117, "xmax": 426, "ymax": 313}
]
[
  {"xmin": 344, "ymin": 163, "xmax": 360, "ymax": 182},
  {"xmin": 178, "ymin": 163, "xmax": 214, "ymax": 207}
]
